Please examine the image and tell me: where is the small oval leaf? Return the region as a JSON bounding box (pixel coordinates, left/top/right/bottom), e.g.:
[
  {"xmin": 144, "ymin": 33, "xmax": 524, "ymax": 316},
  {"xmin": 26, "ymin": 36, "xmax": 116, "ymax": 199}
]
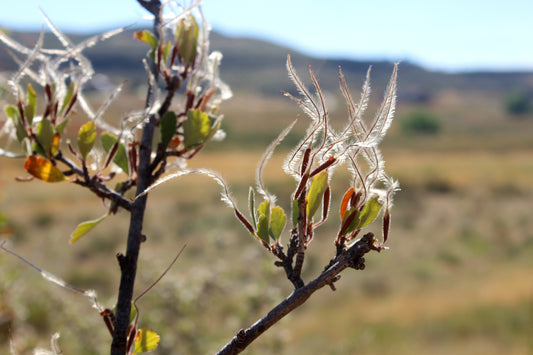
[
  {"xmin": 160, "ymin": 111, "xmax": 177, "ymax": 149},
  {"xmin": 35, "ymin": 118, "xmax": 55, "ymax": 157},
  {"xmin": 176, "ymin": 15, "xmax": 199, "ymax": 67},
  {"xmin": 183, "ymin": 109, "xmax": 218, "ymax": 150},
  {"xmin": 24, "ymin": 156, "xmax": 66, "ymax": 182},
  {"xmin": 101, "ymin": 132, "xmax": 129, "ymax": 174},
  {"xmin": 358, "ymin": 196, "xmax": 383, "ymax": 229},
  {"xmin": 256, "ymin": 215, "xmax": 270, "ymax": 243},
  {"xmin": 5, "ymin": 105, "xmax": 19, "ymax": 120},
  {"xmin": 69, "ymin": 214, "xmax": 108, "ymax": 244},
  {"xmin": 256, "ymin": 199, "xmax": 270, "ymax": 242},
  {"xmin": 134, "ymin": 30, "xmax": 158, "ymax": 49},
  {"xmin": 340, "ymin": 207, "xmax": 360, "ymax": 236},
  {"xmin": 306, "ymin": 171, "xmax": 328, "ymax": 220},
  {"xmin": 269, "ymin": 206, "xmax": 286, "ymax": 241},
  {"xmin": 77, "ymin": 121, "xmax": 96, "ymax": 160},
  {"xmin": 6, "ymin": 105, "xmax": 27, "ymax": 142},
  {"xmin": 60, "ymin": 82, "xmax": 76, "ymax": 115},
  {"xmin": 25, "ymin": 83, "xmax": 37, "ymax": 124},
  {"xmin": 291, "ymin": 199, "xmax": 299, "ymax": 227},
  {"xmin": 257, "ymin": 199, "xmax": 270, "ymax": 219},
  {"xmin": 133, "ymin": 327, "xmax": 160, "ymax": 354},
  {"xmin": 162, "ymin": 41, "xmax": 171, "ymax": 64}
]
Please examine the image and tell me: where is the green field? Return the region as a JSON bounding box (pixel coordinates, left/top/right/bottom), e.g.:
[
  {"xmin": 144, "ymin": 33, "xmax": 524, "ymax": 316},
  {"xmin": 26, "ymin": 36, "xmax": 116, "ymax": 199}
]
[{"xmin": 1, "ymin": 83, "xmax": 533, "ymax": 354}]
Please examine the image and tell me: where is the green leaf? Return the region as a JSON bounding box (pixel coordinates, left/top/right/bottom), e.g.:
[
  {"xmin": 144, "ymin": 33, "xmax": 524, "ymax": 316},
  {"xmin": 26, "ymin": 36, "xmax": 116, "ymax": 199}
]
[
  {"xmin": 35, "ymin": 118, "xmax": 55, "ymax": 157},
  {"xmin": 176, "ymin": 15, "xmax": 199, "ymax": 67},
  {"xmin": 160, "ymin": 111, "xmax": 177, "ymax": 149},
  {"xmin": 269, "ymin": 206, "xmax": 286, "ymax": 241},
  {"xmin": 248, "ymin": 187, "xmax": 257, "ymax": 227},
  {"xmin": 292, "ymin": 199, "xmax": 299, "ymax": 227},
  {"xmin": 69, "ymin": 214, "xmax": 107, "ymax": 244},
  {"xmin": 77, "ymin": 121, "xmax": 96, "ymax": 160},
  {"xmin": 55, "ymin": 117, "xmax": 69, "ymax": 135},
  {"xmin": 183, "ymin": 109, "xmax": 219, "ymax": 150},
  {"xmin": 358, "ymin": 196, "xmax": 383, "ymax": 228},
  {"xmin": 134, "ymin": 30, "xmax": 158, "ymax": 61},
  {"xmin": 340, "ymin": 207, "xmax": 360, "ymax": 236},
  {"xmin": 25, "ymin": 84, "xmax": 37, "ymax": 124},
  {"xmin": 340, "ymin": 197, "xmax": 383, "ymax": 236},
  {"xmin": 133, "ymin": 327, "xmax": 160, "ymax": 354},
  {"xmin": 5, "ymin": 105, "xmax": 27, "ymax": 142},
  {"xmin": 27, "ymin": 84, "xmax": 37, "ymax": 109},
  {"xmin": 256, "ymin": 215, "xmax": 269, "ymax": 243},
  {"xmin": 101, "ymin": 132, "xmax": 129, "ymax": 175},
  {"xmin": 59, "ymin": 82, "xmax": 76, "ymax": 115},
  {"xmin": 256, "ymin": 199, "xmax": 270, "ymax": 243},
  {"xmin": 306, "ymin": 171, "xmax": 328, "ymax": 220},
  {"xmin": 257, "ymin": 199, "xmax": 270, "ymax": 219},
  {"xmin": 5, "ymin": 105, "xmax": 19, "ymax": 120},
  {"xmin": 134, "ymin": 30, "xmax": 158, "ymax": 49}
]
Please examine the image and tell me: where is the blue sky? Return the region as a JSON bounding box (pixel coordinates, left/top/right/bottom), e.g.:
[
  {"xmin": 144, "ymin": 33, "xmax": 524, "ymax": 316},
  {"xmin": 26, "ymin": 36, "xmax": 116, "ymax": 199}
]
[{"xmin": 0, "ymin": 0, "xmax": 531, "ymax": 72}]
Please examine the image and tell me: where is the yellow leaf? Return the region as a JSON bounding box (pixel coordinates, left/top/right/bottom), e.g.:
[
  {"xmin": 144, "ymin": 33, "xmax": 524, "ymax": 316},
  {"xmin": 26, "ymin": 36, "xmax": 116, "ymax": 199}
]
[
  {"xmin": 134, "ymin": 327, "xmax": 160, "ymax": 354},
  {"xmin": 77, "ymin": 121, "xmax": 96, "ymax": 160},
  {"xmin": 24, "ymin": 156, "xmax": 66, "ymax": 182},
  {"xmin": 50, "ymin": 133, "xmax": 60, "ymax": 157},
  {"xmin": 69, "ymin": 214, "xmax": 107, "ymax": 244}
]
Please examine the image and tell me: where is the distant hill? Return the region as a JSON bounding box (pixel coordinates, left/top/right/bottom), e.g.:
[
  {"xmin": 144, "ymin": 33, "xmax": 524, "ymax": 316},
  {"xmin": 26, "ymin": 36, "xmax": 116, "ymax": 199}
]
[{"xmin": 1, "ymin": 29, "xmax": 532, "ymax": 100}]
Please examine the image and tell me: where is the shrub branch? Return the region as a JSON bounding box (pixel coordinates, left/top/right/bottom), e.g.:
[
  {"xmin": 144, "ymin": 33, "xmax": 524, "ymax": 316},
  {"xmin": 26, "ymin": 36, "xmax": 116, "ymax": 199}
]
[
  {"xmin": 216, "ymin": 232, "xmax": 378, "ymax": 355},
  {"xmin": 110, "ymin": 1, "xmax": 162, "ymax": 353}
]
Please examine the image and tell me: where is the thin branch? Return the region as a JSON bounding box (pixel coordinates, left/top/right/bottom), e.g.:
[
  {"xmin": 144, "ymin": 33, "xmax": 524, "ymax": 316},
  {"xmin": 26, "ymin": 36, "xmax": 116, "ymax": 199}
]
[
  {"xmin": 291, "ymin": 189, "xmax": 307, "ymax": 288},
  {"xmin": 110, "ymin": 1, "xmax": 162, "ymax": 353},
  {"xmin": 216, "ymin": 233, "xmax": 378, "ymax": 355},
  {"xmin": 56, "ymin": 154, "xmax": 133, "ymax": 211}
]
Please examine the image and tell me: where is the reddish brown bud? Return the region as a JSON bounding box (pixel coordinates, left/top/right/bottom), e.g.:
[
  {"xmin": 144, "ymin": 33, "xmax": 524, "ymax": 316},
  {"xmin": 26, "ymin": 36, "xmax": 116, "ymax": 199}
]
[
  {"xmin": 310, "ymin": 157, "xmax": 336, "ymax": 177},
  {"xmin": 300, "ymin": 147, "xmax": 311, "ymax": 176},
  {"xmin": 382, "ymin": 209, "xmax": 391, "ymax": 244}
]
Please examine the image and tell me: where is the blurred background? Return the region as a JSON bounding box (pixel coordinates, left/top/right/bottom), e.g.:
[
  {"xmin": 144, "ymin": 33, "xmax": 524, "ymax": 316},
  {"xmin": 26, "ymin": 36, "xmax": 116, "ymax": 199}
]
[{"xmin": 1, "ymin": 1, "xmax": 532, "ymax": 354}]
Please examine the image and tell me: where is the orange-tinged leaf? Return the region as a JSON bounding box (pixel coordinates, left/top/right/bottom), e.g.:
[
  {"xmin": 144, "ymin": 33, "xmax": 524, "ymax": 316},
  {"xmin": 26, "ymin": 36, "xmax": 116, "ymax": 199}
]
[
  {"xmin": 340, "ymin": 187, "xmax": 355, "ymax": 220},
  {"xmin": 24, "ymin": 156, "xmax": 66, "ymax": 182},
  {"xmin": 134, "ymin": 30, "xmax": 158, "ymax": 49}
]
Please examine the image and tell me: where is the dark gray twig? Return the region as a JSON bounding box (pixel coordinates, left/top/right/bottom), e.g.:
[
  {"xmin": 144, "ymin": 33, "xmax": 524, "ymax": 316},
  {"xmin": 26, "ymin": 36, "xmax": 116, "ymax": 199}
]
[
  {"xmin": 216, "ymin": 233, "xmax": 377, "ymax": 355},
  {"xmin": 110, "ymin": 1, "xmax": 162, "ymax": 353},
  {"xmin": 56, "ymin": 154, "xmax": 133, "ymax": 211}
]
